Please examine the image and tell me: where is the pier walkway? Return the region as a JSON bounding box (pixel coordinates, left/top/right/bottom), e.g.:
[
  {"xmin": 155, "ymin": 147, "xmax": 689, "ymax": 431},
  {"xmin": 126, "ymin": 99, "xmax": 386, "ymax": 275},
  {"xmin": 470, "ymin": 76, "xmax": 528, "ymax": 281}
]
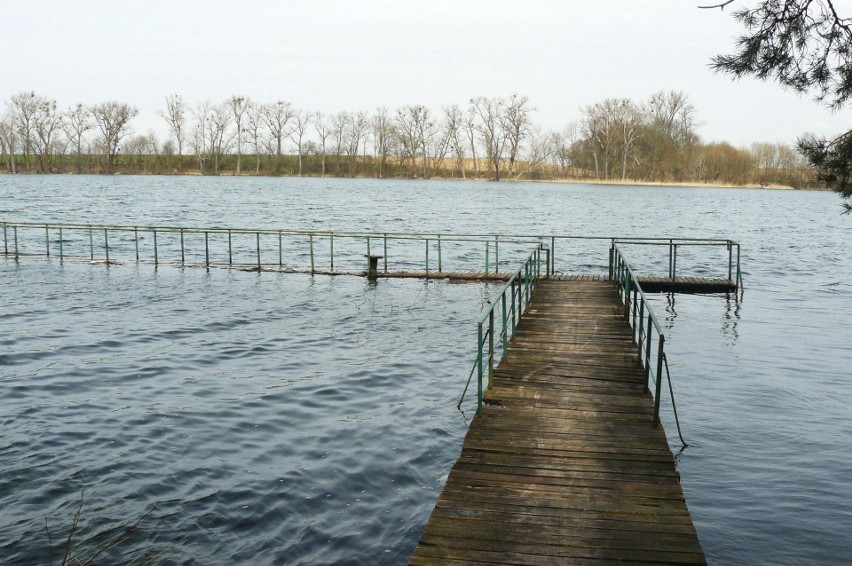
[{"xmin": 410, "ymin": 278, "xmax": 705, "ymax": 564}]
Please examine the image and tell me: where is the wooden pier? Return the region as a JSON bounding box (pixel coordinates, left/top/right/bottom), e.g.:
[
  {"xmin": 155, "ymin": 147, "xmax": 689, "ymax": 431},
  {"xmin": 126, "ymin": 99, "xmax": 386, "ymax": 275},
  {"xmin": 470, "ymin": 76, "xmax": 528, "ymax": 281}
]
[{"xmin": 411, "ymin": 279, "xmax": 705, "ymax": 565}]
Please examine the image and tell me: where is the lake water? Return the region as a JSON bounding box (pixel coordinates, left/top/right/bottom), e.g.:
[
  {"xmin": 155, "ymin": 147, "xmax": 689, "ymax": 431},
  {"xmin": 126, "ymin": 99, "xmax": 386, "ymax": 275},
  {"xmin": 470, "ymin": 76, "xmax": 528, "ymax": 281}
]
[{"xmin": 1, "ymin": 176, "xmax": 851, "ymax": 564}]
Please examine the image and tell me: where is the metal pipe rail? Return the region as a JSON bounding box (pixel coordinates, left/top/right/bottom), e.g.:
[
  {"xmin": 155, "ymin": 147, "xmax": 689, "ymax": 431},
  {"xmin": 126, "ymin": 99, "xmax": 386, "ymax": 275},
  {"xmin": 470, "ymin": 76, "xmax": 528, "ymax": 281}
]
[
  {"xmin": 609, "ymin": 237, "xmax": 742, "ymax": 290},
  {"xmin": 1, "ymin": 221, "xmax": 552, "ymax": 277},
  {"xmin": 610, "ymin": 243, "xmax": 670, "ymax": 426},
  {"xmin": 457, "ymin": 245, "xmax": 546, "ymax": 415},
  {"xmin": 1, "ymin": 220, "xmax": 740, "ymax": 281}
]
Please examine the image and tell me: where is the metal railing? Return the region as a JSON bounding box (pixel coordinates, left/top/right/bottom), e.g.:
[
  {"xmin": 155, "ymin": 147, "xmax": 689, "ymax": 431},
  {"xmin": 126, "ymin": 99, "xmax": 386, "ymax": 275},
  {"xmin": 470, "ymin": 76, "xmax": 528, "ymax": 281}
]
[
  {"xmin": 1, "ymin": 221, "xmax": 744, "ymax": 282},
  {"xmin": 609, "ymin": 237, "xmax": 742, "ymax": 289},
  {"xmin": 1, "ymin": 221, "xmax": 552, "ymax": 277},
  {"xmin": 458, "ymin": 245, "xmax": 547, "ymax": 414},
  {"xmin": 610, "ymin": 243, "xmax": 670, "ymax": 427}
]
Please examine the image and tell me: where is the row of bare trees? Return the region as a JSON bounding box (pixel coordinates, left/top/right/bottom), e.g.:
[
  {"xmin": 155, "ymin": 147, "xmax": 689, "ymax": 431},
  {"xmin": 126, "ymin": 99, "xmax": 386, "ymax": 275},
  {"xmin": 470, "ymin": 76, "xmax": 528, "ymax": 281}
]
[
  {"xmin": 0, "ymin": 92, "xmax": 137, "ymax": 174},
  {"xmin": 0, "ymin": 90, "xmax": 813, "ymax": 186},
  {"xmin": 155, "ymin": 93, "xmax": 538, "ymax": 179}
]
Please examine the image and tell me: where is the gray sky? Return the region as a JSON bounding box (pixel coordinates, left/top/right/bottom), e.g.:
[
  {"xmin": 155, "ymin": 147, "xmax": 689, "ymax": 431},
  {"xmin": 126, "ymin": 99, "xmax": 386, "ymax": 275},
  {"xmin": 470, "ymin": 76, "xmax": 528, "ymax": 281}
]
[{"xmin": 5, "ymin": 0, "xmax": 851, "ymax": 147}]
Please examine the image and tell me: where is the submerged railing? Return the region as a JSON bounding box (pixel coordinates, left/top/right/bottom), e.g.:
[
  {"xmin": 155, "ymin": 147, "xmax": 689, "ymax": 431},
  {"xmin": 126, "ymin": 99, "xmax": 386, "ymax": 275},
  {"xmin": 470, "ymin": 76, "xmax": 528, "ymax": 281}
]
[
  {"xmin": 458, "ymin": 245, "xmax": 546, "ymax": 414},
  {"xmin": 0, "ymin": 221, "xmax": 552, "ymax": 277},
  {"xmin": 1, "ymin": 221, "xmax": 741, "ymax": 287}
]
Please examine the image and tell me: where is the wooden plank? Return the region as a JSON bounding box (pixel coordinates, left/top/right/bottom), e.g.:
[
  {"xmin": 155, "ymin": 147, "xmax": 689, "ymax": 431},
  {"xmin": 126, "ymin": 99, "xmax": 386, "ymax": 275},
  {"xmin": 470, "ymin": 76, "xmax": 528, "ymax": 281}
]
[{"xmin": 411, "ymin": 279, "xmax": 704, "ymax": 564}]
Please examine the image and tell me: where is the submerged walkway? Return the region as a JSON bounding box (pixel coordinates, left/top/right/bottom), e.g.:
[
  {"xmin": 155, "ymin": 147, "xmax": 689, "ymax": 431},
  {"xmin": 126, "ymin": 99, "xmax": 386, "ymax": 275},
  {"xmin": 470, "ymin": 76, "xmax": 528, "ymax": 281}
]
[{"xmin": 411, "ymin": 279, "xmax": 705, "ymax": 565}]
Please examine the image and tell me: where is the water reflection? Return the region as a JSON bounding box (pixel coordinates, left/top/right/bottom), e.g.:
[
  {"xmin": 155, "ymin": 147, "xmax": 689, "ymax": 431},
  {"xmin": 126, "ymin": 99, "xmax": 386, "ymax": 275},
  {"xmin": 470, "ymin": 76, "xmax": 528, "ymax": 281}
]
[
  {"xmin": 722, "ymin": 292, "xmax": 741, "ymax": 345},
  {"xmin": 665, "ymin": 293, "xmax": 677, "ymax": 328}
]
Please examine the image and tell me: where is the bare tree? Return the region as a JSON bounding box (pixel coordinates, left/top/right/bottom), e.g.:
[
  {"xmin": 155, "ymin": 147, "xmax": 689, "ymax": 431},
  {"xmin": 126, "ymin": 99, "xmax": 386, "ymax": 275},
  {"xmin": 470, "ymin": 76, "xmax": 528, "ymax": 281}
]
[
  {"xmin": 522, "ymin": 127, "xmax": 559, "ymax": 180},
  {"xmin": 470, "ymin": 96, "xmax": 508, "ymax": 181},
  {"xmin": 8, "ymin": 91, "xmax": 42, "ymax": 170},
  {"xmin": 443, "ymin": 105, "xmax": 467, "ymax": 178},
  {"xmin": 331, "ymin": 112, "xmax": 350, "ymax": 176},
  {"xmin": 245, "ymin": 101, "xmax": 266, "ymax": 174},
  {"xmin": 372, "ymin": 106, "xmax": 394, "ymax": 178},
  {"xmin": 394, "ymin": 105, "xmax": 420, "ymax": 174},
  {"xmin": 462, "ymin": 106, "xmax": 480, "ymax": 177},
  {"xmin": 0, "ymin": 112, "xmax": 17, "ymax": 173},
  {"xmin": 65, "ymin": 103, "xmax": 92, "ymax": 173},
  {"xmin": 227, "ymin": 95, "xmax": 249, "ymax": 174},
  {"xmin": 160, "ymin": 94, "xmax": 187, "ymax": 156},
  {"xmin": 191, "ymin": 101, "xmax": 233, "ymax": 175},
  {"xmin": 289, "ymin": 110, "xmax": 312, "ymax": 176},
  {"xmin": 502, "ymin": 94, "xmax": 533, "ymax": 178},
  {"xmin": 90, "ymin": 101, "xmax": 138, "ymax": 173},
  {"xmin": 345, "ymin": 111, "xmax": 369, "ymax": 175},
  {"xmin": 31, "ymin": 96, "xmax": 64, "ymax": 173},
  {"xmin": 262, "ymin": 100, "xmax": 294, "ymax": 174},
  {"xmin": 612, "ymin": 99, "xmax": 642, "ymax": 180},
  {"xmin": 314, "ymin": 112, "xmax": 332, "ymax": 176}
]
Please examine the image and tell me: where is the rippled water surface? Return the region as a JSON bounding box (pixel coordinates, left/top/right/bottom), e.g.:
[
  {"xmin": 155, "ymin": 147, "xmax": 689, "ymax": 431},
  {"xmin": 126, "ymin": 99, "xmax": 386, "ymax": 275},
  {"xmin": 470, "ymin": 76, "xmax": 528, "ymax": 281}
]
[{"xmin": 2, "ymin": 176, "xmax": 851, "ymax": 564}]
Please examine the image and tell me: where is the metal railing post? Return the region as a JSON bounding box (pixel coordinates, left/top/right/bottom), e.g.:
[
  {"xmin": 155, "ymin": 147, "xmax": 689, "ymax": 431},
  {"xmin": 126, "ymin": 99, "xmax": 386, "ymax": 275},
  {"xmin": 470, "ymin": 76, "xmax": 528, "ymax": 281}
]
[
  {"xmin": 205, "ymin": 232, "xmax": 210, "ymax": 267},
  {"xmin": 59, "ymin": 227, "xmax": 64, "ymax": 260},
  {"xmin": 437, "ymin": 235, "xmax": 442, "ymax": 272},
  {"xmin": 488, "ymin": 309, "xmax": 495, "ymax": 388},
  {"xmin": 134, "ymin": 227, "xmax": 139, "ymax": 261},
  {"xmin": 551, "ymin": 236, "xmax": 555, "ymax": 274},
  {"xmin": 383, "ymin": 234, "xmax": 388, "ymax": 273},
  {"xmin": 511, "ymin": 278, "xmax": 517, "ymax": 333},
  {"xmin": 45, "ymin": 226, "xmax": 50, "ymax": 257},
  {"xmin": 609, "ymin": 241, "xmax": 614, "ymax": 280},
  {"xmin": 737, "ymin": 244, "xmax": 742, "ymax": 288},
  {"xmin": 495, "ymin": 236, "xmax": 499, "ymax": 274},
  {"xmin": 477, "ymin": 322, "xmax": 484, "ymax": 414},
  {"xmin": 330, "ymin": 233, "xmax": 334, "ymax": 271},
  {"xmin": 153, "ymin": 230, "xmax": 158, "ymax": 266},
  {"xmin": 501, "ymin": 292, "xmax": 508, "ymax": 353},
  {"xmin": 89, "ymin": 226, "xmax": 94, "ymax": 260},
  {"xmin": 645, "ymin": 320, "xmax": 654, "ymax": 391},
  {"xmin": 728, "ymin": 241, "xmax": 733, "ymax": 282},
  {"xmin": 485, "ymin": 240, "xmax": 490, "ymax": 274},
  {"xmin": 309, "ymin": 235, "xmax": 315, "ymax": 274},
  {"xmin": 104, "ymin": 229, "xmax": 109, "ymax": 264},
  {"xmin": 180, "ymin": 229, "xmax": 185, "ymax": 265},
  {"xmin": 279, "ymin": 232, "xmax": 283, "ymax": 267},
  {"xmin": 672, "ymin": 244, "xmax": 678, "ymax": 280},
  {"xmin": 228, "ymin": 231, "xmax": 233, "ymax": 265},
  {"xmin": 426, "ymin": 239, "xmax": 430, "ymax": 277},
  {"xmin": 256, "ymin": 232, "xmax": 261, "ymax": 269},
  {"xmin": 668, "ymin": 239, "xmax": 673, "ymax": 278}
]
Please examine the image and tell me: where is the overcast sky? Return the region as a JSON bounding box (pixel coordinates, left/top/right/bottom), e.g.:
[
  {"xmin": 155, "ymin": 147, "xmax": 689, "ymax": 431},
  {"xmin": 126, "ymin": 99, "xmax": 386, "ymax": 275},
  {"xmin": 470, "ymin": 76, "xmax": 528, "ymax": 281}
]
[{"xmin": 5, "ymin": 0, "xmax": 851, "ymax": 147}]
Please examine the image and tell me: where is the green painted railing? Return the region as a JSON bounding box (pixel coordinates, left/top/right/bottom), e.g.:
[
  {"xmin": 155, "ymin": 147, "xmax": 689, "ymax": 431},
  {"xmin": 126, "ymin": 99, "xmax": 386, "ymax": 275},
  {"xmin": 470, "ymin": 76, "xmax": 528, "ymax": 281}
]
[
  {"xmin": 0, "ymin": 221, "xmax": 552, "ymax": 277},
  {"xmin": 609, "ymin": 237, "xmax": 742, "ymax": 290},
  {"xmin": 610, "ymin": 243, "xmax": 670, "ymax": 427},
  {"xmin": 2, "ymin": 221, "xmax": 743, "ymax": 283},
  {"xmin": 457, "ymin": 245, "xmax": 546, "ymax": 415}
]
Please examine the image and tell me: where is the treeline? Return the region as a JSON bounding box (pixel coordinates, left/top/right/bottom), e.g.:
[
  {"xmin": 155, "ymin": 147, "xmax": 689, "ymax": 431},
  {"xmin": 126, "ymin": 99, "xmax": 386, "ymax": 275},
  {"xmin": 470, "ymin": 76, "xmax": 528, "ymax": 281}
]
[{"xmin": 0, "ymin": 90, "xmax": 814, "ymax": 187}]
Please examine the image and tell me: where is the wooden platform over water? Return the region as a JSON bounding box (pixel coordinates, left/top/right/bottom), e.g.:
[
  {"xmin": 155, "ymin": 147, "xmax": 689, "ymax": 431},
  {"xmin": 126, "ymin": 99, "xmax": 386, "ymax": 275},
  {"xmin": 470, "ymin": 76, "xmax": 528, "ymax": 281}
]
[
  {"xmin": 235, "ymin": 266, "xmax": 736, "ymax": 293},
  {"xmin": 411, "ymin": 279, "xmax": 705, "ymax": 565}
]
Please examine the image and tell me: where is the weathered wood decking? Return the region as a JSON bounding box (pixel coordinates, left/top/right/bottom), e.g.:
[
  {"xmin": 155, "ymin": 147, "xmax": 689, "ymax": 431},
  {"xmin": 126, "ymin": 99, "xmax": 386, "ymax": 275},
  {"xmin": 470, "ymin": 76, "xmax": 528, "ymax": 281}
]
[{"xmin": 411, "ymin": 279, "xmax": 705, "ymax": 565}]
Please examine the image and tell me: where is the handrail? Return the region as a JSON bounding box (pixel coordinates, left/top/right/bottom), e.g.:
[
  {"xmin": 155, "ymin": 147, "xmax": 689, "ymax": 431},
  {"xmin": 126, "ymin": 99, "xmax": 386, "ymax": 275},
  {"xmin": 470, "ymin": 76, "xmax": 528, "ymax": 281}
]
[
  {"xmin": 458, "ymin": 245, "xmax": 545, "ymax": 414},
  {"xmin": 609, "ymin": 242, "xmax": 669, "ymax": 427},
  {"xmin": 0, "ymin": 220, "xmax": 550, "ymax": 276},
  {"xmin": 610, "ymin": 237, "xmax": 741, "ymax": 290},
  {"xmin": 2, "ymin": 220, "xmax": 740, "ymax": 287}
]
